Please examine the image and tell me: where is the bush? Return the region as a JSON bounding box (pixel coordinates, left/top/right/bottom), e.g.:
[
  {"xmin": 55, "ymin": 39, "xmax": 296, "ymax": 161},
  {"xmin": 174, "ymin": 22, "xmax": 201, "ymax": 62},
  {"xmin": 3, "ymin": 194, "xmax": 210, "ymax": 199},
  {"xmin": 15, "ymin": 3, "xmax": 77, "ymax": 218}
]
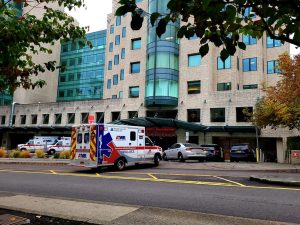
[
  {"xmin": 20, "ymin": 150, "xmax": 31, "ymax": 158},
  {"xmin": 9, "ymin": 150, "xmax": 21, "ymax": 158},
  {"xmin": 59, "ymin": 151, "xmax": 70, "ymax": 159},
  {"xmin": 53, "ymin": 152, "xmax": 60, "ymax": 159},
  {"xmin": 35, "ymin": 149, "xmax": 45, "ymax": 158},
  {"xmin": 0, "ymin": 149, "xmax": 7, "ymax": 158}
]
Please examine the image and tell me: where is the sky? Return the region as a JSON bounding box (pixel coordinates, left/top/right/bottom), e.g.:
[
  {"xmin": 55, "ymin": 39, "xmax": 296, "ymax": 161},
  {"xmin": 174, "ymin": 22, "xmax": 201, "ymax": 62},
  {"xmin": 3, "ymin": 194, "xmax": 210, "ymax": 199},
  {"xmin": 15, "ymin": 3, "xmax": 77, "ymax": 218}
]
[{"xmin": 67, "ymin": 1, "xmax": 299, "ymax": 55}]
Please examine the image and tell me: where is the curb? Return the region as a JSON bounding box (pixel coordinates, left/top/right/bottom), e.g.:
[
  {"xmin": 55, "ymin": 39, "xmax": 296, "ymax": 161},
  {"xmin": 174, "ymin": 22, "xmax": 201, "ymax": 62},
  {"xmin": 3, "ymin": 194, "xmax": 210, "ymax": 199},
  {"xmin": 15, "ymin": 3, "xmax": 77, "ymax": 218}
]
[{"xmin": 249, "ymin": 176, "xmax": 300, "ymax": 187}]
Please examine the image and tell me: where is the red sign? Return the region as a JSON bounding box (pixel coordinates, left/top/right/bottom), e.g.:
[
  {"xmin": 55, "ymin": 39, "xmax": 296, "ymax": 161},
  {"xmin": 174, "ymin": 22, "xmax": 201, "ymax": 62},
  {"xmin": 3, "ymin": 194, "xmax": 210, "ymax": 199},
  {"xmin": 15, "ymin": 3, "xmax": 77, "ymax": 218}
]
[
  {"xmin": 292, "ymin": 152, "xmax": 300, "ymax": 158},
  {"xmin": 146, "ymin": 127, "xmax": 176, "ymax": 137},
  {"xmin": 88, "ymin": 115, "xmax": 94, "ymax": 124}
]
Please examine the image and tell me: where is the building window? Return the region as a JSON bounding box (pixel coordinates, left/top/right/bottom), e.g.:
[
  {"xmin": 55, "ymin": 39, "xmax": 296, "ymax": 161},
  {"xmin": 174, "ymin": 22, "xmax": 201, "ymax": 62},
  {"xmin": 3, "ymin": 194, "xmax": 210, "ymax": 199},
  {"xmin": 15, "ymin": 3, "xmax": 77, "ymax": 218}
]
[
  {"xmin": 62, "ymin": 44, "xmax": 68, "ymax": 53},
  {"xmin": 114, "ymin": 54, "xmax": 119, "ymax": 65},
  {"xmin": 121, "ymin": 48, "xmax": 125, "ymax": 59},
  {"xmin": 109, "ymin": 42, "xmax": 113, "ymax": 52},
  {"xmin": 243, "ymin": 84, "xmax": 258, "ymax": 89},
  {"xmin": 69, "ymin": 58, "xmax": 75, "ymax": 66},
  {"xmin": 128, "ymin": 111, "xmax": 138, "ymax": 119},
  {"xmin": 68, "ymin": 73, "xmax": 75, "ymax": 81},
  {"xmin": 187, "ymin": 81, "xmax": 201, "ymax": 94},
  {"xmin": 96, "ymin": 112, "xmax": 104, "ymax": 123},
  {"xmin": 108, "ymin": 60, "xmax": 112, "ymax": 70},
  {"xmin": 217, "ymin": 82, "xmax": 231, "ymax": 91},
  {"xmin": 267, "ymin": 60, "xmax": 280, "ymax": 74},
  {"xmin": 244, "ymin": 7, "xmax": 256, "ymax": 18},
  {"xmin": 20, "ymin": 115, "xmax": 26, "ymax": 125},
  {"xmin": 1, "ymin": 116, "xmax": 6, "ymax": 125},
  {"xmin": 111, "ymin": 112, "xmax": 120, "ymax": 121},
  {"xmin": 267, "ymin": 36, "xmax": 281, "ymax": 48},
  {"xmin": 217, "ymin": 56, "xmax": 231, "ymax": 70},
  {"xmin": 211, "ymin": 108, "xmax": 225, "ymax": 122},
  {"xmin": 119, "ymin": 91, "xmax": 123, "ymax": 99},
  {"xmin": 113, "ymin": 74, "xmax": 118, "ymax": 85},
  {"xmin": 236, "ymin": 107, "xmax": 253, "ymax": 122},
  {"xmin": 81, "ymin": 113, "xmax": 88, "ymax": 123},
  {"xmin": 12, "ymin": 115, "xmax": 15, "ymax": 125},
  {"xmin": 67, "ymin": 89, "xmax": 73, "ymax": 97},
  {"xmin": 120, "ymin": 69, "xmax": 124, "ymax": 80},
  {"xmin": 110, "ymin": 24, "xmax": 114, "ymax": 34},
  {"xmin": 112, "ymin": 95, "xmax": 118, "ymax": 99},
  {"xmin": 129, "ymin": 86, "xmax": 139, "ymax": 98},
  {"xmin": 116, "ymin": 16, "xmax": 121, "ymax": 26},
  {"xmin": 58, "ymin": 90, "xmax": 65, "ymax": 98},
  {"xmin": 115, "ymin": 35, "xmax": 120, "ymax": 45},
  {"xmin": 54, "ymin": 114, "xmax": 62, "ymax": 124},
  {"xmin": 107, "ymin": 79, "xmax": 111, "ymax": 89},
  {"xmin": 187, "ymin": 109, "xmax": 200, "ymax": 122},
  {"xmin": 242, "ymin": 34, "xmax": 256, "ymax": 45},
  {"xmin": 42, "ymin": 114, "xmax": 49, "ymax": 124},
  {"xmin": 188, "ymin": 54, "xmax": 201, "ymax": 67},
  {"xmin": 130, "ymin": 62, "xmax": 140, "ymax": 73},
  {"xmin": 59, "ymin": 75, "xmax": 66, "ymax": 83},
  {"xmin": 31, "ymin": 114, "xmax": 37, "ymax": 124},
  {"xmin": 131, "ymin": 38, "xmax": 141, "ymax": 50},
  {"xmin": 122, "ymin": 27, "xmax": 126, "ymax": 38},
  {"xmin": 243, "ymin": 57, "xmax": 257, "ymax": 72},
  {"xmin": 67, "ymin": 113, "xmax": 75, "ymax": 124}
]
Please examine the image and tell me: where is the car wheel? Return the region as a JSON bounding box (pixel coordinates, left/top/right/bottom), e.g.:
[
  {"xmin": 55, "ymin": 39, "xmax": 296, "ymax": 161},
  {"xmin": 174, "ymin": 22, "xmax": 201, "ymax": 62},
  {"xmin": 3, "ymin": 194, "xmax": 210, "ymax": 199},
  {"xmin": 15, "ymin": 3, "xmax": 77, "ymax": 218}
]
[
  {"xmin": 178, "ymin": 153, "xmax": 185, "ymax": 162},
  {"xmin": 49, "ymin": 149, "xmax": 55, "ymax": 155},
  {"xmin": 115, "ymin": 158, "xmax": 126, "ymax": 171},
  {"xmin": 154, "ymin": 154, "xmax": 160, "ymax": 167},
  {"xmin": 162, "ymin": 153, "xmax": 168, "ymax": 161}
]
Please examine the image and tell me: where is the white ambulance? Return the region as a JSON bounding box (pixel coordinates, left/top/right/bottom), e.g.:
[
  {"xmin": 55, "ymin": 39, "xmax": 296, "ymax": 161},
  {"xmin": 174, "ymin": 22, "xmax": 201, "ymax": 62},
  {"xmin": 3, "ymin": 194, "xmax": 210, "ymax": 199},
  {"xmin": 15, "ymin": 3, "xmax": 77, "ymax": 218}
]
[
  {"xmin": 47, "ymin": 137, "xmax": 71, "ymax": 155},
  {"xmin": 17, "ymin": 136, "xmax": 58, "ymax": 152},
  {"xmin": 70, "ymin": 124, "xmax": 162, "ymax": 170}
]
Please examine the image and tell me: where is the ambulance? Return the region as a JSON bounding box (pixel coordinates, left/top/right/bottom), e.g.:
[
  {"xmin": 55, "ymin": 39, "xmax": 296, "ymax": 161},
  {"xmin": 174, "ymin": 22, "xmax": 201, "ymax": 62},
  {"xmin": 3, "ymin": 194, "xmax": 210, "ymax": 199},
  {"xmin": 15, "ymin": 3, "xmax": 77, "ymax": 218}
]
[
  {"xmin": 47, "ymin": 137, "xmax": 71, "ymax": 155},
  {"xmin": 17, "ymin": 136, "xmax": 58, "ymax": 152},
  {"xmin": 70, "ymin": 124, "xmax": 163, "ymax": 170}
]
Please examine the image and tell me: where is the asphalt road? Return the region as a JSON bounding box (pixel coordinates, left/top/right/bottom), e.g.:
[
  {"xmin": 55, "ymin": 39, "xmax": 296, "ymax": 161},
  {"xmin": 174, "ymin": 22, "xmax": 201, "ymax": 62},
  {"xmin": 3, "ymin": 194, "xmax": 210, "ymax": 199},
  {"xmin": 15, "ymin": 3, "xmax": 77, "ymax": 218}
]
[{"xmin": 0, "ymin": 164, "xmax": 299, "ymax": 224}]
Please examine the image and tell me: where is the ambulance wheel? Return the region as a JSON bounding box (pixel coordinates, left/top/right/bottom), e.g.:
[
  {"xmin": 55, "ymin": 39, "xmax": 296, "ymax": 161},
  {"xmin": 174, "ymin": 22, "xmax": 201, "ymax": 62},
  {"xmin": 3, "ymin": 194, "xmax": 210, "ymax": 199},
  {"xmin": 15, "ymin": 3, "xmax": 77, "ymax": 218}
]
[
  {"xmin": 115, "ymin": 158, "xmax": 126, "ymax": 171},
  {"xmin": 49, "ymin": 149, "xmax": 55, "ymax": 155},
  {"xmin": 154, "ymin": 154, "xmax": 160, "ymax": 166}
]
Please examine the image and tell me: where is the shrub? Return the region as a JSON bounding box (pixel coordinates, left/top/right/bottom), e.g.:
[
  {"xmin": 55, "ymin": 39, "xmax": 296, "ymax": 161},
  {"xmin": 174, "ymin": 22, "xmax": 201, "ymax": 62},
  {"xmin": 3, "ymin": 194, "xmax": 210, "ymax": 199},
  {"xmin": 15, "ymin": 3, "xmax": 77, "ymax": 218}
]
[
  {"xmin": 0, "ymin": 149, "xmax": 7, "ymax": 158},
  {"xmin": 9, "ymin": 150, "xmax": 21, "ymax": 158},
  {"xmin": 20, "ymin": 150, "xmax": 31, "ymax": 158},
  {"xmin": 53, "ymin": 152, "xmax": 60, "ymax": 159},
  {"xmin": 59, "ymin": 150, "xmax": 70, "ymax": 159},
  {"xmin": 35, "ymin": 149, "xmax": 45, "ymax": 158}
]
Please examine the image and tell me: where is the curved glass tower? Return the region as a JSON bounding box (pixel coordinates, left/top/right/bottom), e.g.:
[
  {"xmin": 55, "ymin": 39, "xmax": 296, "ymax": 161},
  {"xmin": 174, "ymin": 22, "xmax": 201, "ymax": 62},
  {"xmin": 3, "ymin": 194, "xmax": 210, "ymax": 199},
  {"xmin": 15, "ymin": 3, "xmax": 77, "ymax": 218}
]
[{"xmin": 145, "ymin": 0, "xmax": 179, "ymax": 107}]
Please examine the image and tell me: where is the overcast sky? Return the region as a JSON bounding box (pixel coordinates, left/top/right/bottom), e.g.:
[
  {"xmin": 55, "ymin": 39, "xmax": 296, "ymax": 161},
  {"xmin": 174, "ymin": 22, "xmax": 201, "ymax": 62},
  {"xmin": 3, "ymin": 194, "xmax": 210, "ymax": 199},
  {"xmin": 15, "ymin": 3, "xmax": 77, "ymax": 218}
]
[{"xmin": 67, "ymin": 1, "xmax": 299, "ymax": 55}]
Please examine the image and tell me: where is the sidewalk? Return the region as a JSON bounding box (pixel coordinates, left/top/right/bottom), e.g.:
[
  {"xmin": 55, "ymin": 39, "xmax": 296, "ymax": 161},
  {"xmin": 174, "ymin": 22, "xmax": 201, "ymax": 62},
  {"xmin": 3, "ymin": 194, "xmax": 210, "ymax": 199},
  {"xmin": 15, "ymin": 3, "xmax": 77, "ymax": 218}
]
[
  {"xmin": 0, "ymin": 193, "xmax": 297, "ymax": 225},
  {"xmin": 0, "ymin": 158, "xmax": 300, "ymax": 172}
]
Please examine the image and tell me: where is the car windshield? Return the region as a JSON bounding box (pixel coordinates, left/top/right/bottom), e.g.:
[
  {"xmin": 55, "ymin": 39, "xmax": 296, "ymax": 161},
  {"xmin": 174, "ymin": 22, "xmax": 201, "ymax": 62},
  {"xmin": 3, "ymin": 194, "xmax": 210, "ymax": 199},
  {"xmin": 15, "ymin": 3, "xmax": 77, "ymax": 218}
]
[
  {"xmin": 231, "ymin": 145, "xmax": 248, "ymax": 150},
  {"xmin": 183, "ymin": 143, "xmax": 199, "ymax": 147}
]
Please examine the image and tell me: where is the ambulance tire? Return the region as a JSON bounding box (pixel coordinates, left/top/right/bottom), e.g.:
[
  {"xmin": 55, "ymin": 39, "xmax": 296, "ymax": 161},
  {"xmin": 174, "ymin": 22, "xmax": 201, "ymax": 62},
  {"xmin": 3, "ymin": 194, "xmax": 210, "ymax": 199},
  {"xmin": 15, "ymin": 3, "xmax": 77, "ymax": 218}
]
[
  {"xmin": 115, "ymin": 158, "xmax": 126, "ymax": 171},
  {"xmin": 154, "ymin": 154, "xmax": 160, "ymax": 167}
]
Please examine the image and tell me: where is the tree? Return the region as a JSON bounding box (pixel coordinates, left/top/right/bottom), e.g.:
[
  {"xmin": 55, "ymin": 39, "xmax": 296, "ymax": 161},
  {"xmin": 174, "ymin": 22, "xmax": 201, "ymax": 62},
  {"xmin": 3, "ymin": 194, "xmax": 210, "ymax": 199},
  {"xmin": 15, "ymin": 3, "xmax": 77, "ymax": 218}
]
[
  {"xmin": 116, "ymin": 0, "xmax": 300, "ymax": 61},
  {"xmin": 0, "ymin": 0, "xmax": 90, "ymax": 93},
  {"xmin": 253, "ymin": 53, "xmax": 300, "ymax": 130}
]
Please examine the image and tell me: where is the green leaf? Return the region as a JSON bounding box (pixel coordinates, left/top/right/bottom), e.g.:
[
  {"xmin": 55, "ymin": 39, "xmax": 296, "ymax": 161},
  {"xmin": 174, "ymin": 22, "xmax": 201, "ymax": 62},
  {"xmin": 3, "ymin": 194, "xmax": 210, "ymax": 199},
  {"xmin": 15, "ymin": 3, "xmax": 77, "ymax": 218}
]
[
  {"xmin": 238, "ymin": 41, "xmax": 246, "ymax": 50},
  {"xmin": 150, "ymin": 13, "xmax": 160, "ymax": 27},
  {"xmin": 226, "ymin": 5, "xmax": 237, "ymax": 21},
  {"xmin": 156, "ymin": 18, "xmax": 167, "ymax": 38},
  {"xmin": 115, "ymin": 5, "xmax": 129, "ymax": 16},
  {"xmin": 199, "ymin": 43, "xmax": 209, "ymax": 57},
  {"xmin": 220, "ymin": 49, "xmax": 229, "ymax": 62},
  {"xmin": 202, "ymin": 0, "xmax": 211, "ymax": 9},
  {"xmin": 131, "ymin": 13, "xmax": 144, "ymax": 30}
]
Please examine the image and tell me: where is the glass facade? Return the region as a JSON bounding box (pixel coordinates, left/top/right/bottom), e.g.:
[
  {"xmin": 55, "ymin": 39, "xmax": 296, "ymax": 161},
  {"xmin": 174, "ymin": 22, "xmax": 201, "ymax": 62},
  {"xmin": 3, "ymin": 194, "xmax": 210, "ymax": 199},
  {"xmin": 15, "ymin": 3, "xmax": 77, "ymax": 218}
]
[
  {"xmin": 146, "ymin": 0, "xmax": 179, "ymax": 107},
  {"xmin": 57, "ymin": 30, "xmax": 106, "ymax": 102}
]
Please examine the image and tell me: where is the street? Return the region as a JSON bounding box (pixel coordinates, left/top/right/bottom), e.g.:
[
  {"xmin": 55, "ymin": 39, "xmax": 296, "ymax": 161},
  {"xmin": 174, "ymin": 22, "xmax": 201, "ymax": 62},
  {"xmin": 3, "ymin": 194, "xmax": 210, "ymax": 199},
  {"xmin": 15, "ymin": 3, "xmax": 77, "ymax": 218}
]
[{"xmin": 0, "ymin": 162, "xmax": 300, "ymax": 224}]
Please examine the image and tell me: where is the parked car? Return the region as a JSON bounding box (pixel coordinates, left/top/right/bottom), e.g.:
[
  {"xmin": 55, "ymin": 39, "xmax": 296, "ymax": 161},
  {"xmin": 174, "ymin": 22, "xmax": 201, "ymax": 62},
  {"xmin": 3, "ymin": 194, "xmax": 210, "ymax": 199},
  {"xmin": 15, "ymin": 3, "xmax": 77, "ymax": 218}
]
[
  {"xmin": 162, "ymin": 143, "xmax": 209, "ymax": 162},
  {"xmin": 230, "ymin": 143, "xmax": 256, "ymax": 162},
  {"xmin": 200, "ymin": 144, "xmax": 224, "ymax": 162}
]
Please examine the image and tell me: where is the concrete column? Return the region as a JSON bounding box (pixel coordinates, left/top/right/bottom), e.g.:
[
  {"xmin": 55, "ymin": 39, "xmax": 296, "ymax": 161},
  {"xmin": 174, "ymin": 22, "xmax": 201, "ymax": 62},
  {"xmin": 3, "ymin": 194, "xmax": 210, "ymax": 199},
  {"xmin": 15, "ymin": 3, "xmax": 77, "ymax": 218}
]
[{"xmin": 276, "ymin": 137, "xmax": 287, "ymax": 163}]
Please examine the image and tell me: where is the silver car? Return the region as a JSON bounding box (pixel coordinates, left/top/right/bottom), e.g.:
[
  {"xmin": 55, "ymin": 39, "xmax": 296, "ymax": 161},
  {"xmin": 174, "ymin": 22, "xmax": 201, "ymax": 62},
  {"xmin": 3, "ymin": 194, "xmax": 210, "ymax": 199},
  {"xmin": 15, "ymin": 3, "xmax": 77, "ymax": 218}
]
[{"xmin": 162, "ymin": 143, "xmax": 209, "ymax": 162}]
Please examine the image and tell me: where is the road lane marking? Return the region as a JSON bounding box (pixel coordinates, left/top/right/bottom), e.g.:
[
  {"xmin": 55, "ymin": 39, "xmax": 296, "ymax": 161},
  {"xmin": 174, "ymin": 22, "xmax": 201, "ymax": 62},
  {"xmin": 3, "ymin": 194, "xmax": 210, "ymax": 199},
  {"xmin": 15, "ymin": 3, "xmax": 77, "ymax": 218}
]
[
  {"xmin": 148, "ymin": 174, "xmax": 158, "ymax": 179},
  {"xmin": 96, "ymin": 173, "xmax": 101, "ymax": 177},
  {"xmin": 50, "ymin": 170, "xmax": 57, "ymax": 175},
  {"xmin": 0, "ymin": 169, "xmax": 300, "ymax": 191},
  {"xmin": 213, "ymin": 176, "xmax": 246, "ymax": 187}
]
